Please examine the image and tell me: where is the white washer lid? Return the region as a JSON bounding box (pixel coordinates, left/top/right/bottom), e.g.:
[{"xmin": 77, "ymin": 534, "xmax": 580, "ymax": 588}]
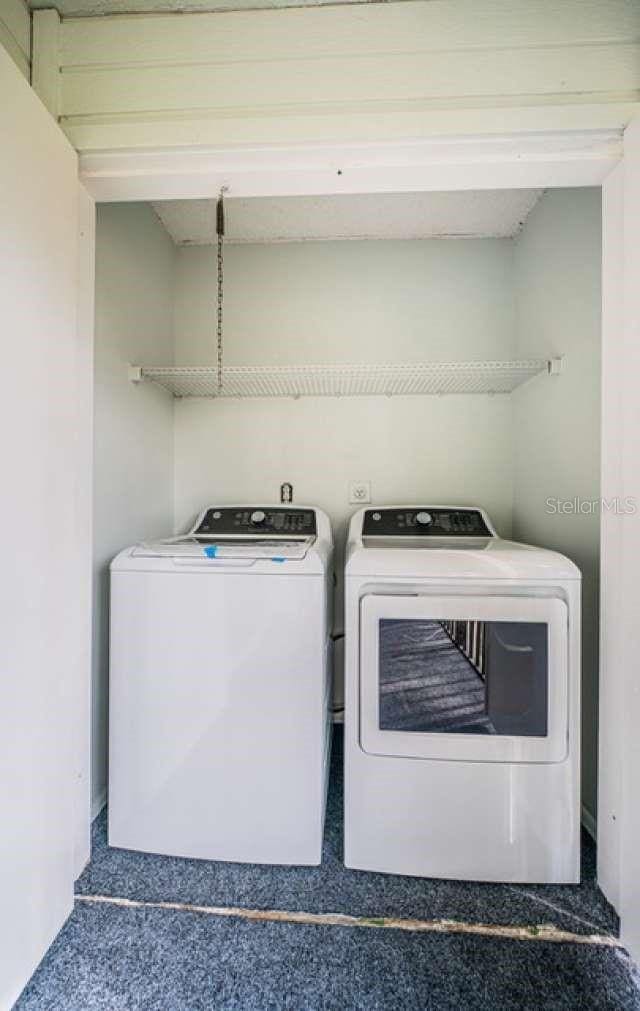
[{"xmin": 131, "ymin": 536, "xmax": 314, "ymax": 562}]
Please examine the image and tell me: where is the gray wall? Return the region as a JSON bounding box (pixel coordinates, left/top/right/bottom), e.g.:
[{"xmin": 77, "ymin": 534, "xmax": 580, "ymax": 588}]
[
  {"xmin": 512, "ymin": 188, "xmax": 602, "ymax": 824},
  {"xmin": 172, "ymin": 238, "xmax": 518, "ymax": 644},
  {"xmin": 92, "ymin": 203, "xmax": 175, "ymax": 813}
]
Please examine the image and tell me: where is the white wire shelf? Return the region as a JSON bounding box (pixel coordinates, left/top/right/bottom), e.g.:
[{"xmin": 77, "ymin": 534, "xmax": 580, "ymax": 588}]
[{"xmin": 129, "ymin": 359, "xmax": 559, "ymax": 399}]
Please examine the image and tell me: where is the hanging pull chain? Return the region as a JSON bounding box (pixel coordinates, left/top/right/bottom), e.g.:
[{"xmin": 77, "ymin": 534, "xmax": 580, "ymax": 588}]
[{"xmin": 216, "ymin": 189, "xmax": 226, "ymax": 392}]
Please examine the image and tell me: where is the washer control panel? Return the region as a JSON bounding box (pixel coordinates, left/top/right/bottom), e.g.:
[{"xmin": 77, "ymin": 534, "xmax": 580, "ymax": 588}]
[
  {"xmin": 194, "ymin": 507, "xmax": 317, "ymax": 536},
  {"xmin": 362, "ymin": 508, "xmax": 492, "ymax": 537}
]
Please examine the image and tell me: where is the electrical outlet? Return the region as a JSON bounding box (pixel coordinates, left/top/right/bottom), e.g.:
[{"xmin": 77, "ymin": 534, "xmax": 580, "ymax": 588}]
[{"xmin": 349, "ymin": 481, "xmax": 371, "ymax": 505}]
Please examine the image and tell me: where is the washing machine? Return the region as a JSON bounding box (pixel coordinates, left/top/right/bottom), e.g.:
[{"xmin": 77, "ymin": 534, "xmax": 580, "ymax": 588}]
[
  {"xmin": 109, "ymin": 505, "xmax": 333, "ymax": 866},
  {"xmin": 344, "ymin": 506, "xmax": 581, "ymax": 883}
]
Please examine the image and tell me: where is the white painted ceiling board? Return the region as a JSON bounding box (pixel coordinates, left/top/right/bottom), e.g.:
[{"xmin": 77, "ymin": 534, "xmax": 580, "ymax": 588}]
[
  {"xmin": 151, "ymin": 190, "xmax": 543, "ymax": 245},
  {"xmin": 28, "ymin": 0, "xmax": 390, "ymax": 11}
]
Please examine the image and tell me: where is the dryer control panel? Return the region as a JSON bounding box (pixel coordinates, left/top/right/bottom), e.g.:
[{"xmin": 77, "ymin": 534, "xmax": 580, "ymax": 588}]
[
  {"xmin": 362, "ymin": 508, "xmax": 493, "ymax": 537},
  {"xmin": 193, "ymin": 507, "xmax": 317, "ymax": 536}
]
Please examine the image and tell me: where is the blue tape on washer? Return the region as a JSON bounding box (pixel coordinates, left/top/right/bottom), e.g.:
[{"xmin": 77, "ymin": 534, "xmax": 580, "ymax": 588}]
[
  {"xmin": 272, "ymin": 557, "xmax": 286, "ymax": 563},
  {"xmin": 204, "ymin": 545, "xmax": 218, "ymax": 558}
]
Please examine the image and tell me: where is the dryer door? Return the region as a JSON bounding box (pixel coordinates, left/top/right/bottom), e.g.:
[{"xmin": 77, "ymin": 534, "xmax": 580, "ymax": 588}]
[{"xmin": 360, "ymin": 594, "xmax": 568, "ymax": 763}]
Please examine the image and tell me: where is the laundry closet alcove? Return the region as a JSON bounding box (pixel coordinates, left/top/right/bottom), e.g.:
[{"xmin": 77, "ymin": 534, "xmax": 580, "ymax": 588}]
[{"xmin": 92, "ymin": 188, "xmax": 600, "ymax": 849}]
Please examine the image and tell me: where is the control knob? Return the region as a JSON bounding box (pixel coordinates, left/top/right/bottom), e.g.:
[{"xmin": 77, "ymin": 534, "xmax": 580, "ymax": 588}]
[
  {"xmin": 250, "ymin": 510, "xmax": 267, "ymax": 525},
  {"xmin": 415, "ymin": 511, "xmax": 433, "ymax": 527}
]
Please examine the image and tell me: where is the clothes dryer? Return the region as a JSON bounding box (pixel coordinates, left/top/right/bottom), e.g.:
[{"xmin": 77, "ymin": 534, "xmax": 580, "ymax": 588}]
[{"xmin": 344, "ymin": 506, "xmax": 580, "ymax": 883}]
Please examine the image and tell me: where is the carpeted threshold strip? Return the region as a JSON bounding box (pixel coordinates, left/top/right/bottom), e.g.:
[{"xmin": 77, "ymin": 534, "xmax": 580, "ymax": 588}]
[{"xmin": 75, "ymin": 894, "xmax": 621, "ymax": 948}]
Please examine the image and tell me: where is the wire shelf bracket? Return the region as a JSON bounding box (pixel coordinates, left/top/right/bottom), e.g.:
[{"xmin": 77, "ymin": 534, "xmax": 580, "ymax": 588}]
[{"xmin": 129, "ymin": 358, "xmax": 562, "ymax": 399}]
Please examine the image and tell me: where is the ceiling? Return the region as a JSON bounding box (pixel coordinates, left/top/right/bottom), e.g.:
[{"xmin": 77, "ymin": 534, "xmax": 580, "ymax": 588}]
[
  {"xmin": 27, "ymin": 0, "xmax": 388, "ymax": 14},
  {"xmin": 152, "ymin": 190, "xmax": 543, "ymax": 246}
]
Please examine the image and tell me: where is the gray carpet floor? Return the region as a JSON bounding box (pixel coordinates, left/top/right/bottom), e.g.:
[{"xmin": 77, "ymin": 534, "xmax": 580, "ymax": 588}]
[
  {"xmin": 74, "ymin": 729, "xmax": 618, "ymax": 938},
  {"xmin": 14, "ymin": 730, "xmax": 640, "ymax": 1010},
  {"xmin": 14, "ymin": 902, "xmax": 640, "ymax": 1011}
]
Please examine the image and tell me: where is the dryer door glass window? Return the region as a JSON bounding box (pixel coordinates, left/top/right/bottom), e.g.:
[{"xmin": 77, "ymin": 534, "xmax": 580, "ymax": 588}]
[
  {"xmin": 379, "ymin": 618, "xmax": 548, "ymax": 737},
  {"xmin": 360, "ymin": 594, "xmax": 568, "ymax": 764}
]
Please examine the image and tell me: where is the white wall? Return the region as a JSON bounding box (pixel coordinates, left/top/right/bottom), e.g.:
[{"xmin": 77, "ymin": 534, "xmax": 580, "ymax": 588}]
[
  {"xmin": 173, "ymin": 239, "xmax": 517, "ymax": 647},
  {"xmin": 511, "ymin": 188, "xmax": 602, "ymax": 824},
  {"xmin": 0, "ymin": 44, "xmax": 84, "ymax": 1009},
  {"xmin": 74, "ymin": 184, "xmax": 96, "ymax": 878},
  {"xmin": 92, "ymin": 203, "xmax": 175, "ymax": 814},
  {"xmin": 614, "ymin": 114, "xmax": 640, "ymax": 964}
]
